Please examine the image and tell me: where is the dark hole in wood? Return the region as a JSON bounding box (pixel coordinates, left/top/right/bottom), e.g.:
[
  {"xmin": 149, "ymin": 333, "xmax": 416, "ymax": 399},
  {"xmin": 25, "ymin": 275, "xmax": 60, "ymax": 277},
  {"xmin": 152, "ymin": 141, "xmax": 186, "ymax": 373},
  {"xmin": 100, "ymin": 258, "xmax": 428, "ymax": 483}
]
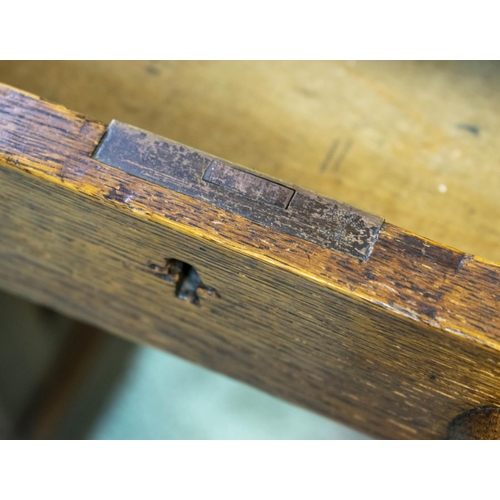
[{"xmin": 148, "ymin": 258, "xmax": 220, "ymax": 306}]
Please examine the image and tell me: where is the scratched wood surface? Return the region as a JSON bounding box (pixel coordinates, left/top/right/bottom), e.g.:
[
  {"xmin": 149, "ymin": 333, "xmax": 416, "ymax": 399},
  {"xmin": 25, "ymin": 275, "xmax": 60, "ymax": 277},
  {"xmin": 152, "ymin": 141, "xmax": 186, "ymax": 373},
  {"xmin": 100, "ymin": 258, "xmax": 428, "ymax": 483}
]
[
  {"xmin": 0, "ymin": 84, "xmax": 500, "ymax": 439},
  {"xmin": 0, "ymin": 61, "xmax": 499, "ymax": 264}
]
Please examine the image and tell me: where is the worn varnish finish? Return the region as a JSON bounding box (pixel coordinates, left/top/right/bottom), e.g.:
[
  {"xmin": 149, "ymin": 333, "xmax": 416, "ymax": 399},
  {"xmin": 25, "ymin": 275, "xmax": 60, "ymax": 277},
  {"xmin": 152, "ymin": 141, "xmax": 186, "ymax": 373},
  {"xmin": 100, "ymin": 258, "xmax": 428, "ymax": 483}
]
[{"xmin": 1, "ymin": 84, "xmax": 500, "ymax": 439}]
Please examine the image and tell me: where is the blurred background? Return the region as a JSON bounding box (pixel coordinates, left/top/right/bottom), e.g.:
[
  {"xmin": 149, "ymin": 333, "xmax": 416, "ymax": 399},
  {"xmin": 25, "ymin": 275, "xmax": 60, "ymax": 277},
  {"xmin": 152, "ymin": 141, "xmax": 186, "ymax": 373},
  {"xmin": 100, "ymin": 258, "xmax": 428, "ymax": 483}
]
[
  {"xmin": 0, "ymin": 289, "xmax": 368, "ymax": 439},
  {"xmin": 0, "ymin": 61, "xmax": 499, "ymax": 439}
]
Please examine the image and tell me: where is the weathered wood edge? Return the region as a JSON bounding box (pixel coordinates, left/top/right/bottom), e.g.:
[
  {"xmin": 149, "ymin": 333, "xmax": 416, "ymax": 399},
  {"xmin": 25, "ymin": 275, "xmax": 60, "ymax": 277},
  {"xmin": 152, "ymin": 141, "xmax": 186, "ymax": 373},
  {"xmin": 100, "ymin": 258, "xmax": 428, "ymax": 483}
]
[{"xmin": 0, "ymin": 82, "xmax": 499, "ymax": 354}]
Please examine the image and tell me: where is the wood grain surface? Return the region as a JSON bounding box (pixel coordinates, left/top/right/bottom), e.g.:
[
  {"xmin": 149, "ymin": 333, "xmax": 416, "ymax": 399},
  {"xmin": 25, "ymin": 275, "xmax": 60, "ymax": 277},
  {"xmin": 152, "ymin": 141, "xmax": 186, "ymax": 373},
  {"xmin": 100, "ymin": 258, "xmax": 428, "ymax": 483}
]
[
  {"xmin": 0, "ymin": 71, "xmax": 500, "ymax": 439},
  {"xmin": 1, "ymin": 61, "xmax": 499, "ymax": 263}
]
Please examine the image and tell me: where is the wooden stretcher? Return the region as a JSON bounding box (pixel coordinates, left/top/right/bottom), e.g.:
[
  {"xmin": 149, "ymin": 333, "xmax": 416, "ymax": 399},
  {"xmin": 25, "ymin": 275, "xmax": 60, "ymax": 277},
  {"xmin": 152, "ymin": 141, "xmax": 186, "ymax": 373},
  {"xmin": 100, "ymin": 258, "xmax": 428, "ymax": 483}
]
[{"xmin": 1, "ymin": 61, "xmax": 499, "ymax": 439}]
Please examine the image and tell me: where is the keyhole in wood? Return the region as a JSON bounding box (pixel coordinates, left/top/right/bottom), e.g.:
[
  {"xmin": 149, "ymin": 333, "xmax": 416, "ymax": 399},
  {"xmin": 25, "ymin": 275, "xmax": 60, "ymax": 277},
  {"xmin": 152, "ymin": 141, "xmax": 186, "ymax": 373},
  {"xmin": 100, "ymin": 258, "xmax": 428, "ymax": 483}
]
[{"xmin": 148, "ymin": 258, "xmax": 220, "ymax": 306}]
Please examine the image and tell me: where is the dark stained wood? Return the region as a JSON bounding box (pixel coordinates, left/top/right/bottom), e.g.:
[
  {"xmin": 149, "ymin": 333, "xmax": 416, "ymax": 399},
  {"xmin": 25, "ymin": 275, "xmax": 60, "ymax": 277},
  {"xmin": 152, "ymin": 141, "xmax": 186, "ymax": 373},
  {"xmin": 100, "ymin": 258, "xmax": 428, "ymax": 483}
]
[
  {"xmin": 1, "ymin": 83, "xmax": 500, "ymax": 439},
  {"xmin": 448, "ymin": 407, "xmax": 500, "ymax": 440}
]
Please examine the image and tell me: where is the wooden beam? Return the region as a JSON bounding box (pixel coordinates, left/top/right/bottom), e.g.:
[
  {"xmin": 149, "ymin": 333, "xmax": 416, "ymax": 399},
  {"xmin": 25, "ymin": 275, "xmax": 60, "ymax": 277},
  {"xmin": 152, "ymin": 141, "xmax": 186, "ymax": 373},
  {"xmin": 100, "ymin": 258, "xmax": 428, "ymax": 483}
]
[{"xmin": 1, "ymin": 83, "xmax": 499, "ymax": 439}]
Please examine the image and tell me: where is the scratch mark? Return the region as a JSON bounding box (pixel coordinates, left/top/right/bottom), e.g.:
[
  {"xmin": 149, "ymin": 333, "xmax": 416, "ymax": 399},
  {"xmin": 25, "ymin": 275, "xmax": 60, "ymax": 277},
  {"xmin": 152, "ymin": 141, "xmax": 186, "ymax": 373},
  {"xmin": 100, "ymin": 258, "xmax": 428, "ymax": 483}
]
[
  {"xmin": 320, "ymin": 139, "xmax": 354, "ymax": 172},
  {"xmin": 319, "ymin": 140, "xmax": 339, "ymax": 172},
  {"xmin": 333, "ymin": 139, "xmax": 353, "ymax": 171}
]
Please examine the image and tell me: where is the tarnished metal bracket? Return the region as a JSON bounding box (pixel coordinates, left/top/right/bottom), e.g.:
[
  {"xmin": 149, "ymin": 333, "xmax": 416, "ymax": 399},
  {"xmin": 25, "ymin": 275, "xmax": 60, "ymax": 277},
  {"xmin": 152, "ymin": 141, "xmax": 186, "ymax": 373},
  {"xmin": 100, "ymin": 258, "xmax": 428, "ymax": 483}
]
[{"xmin": 93, "ymin": 120, "xmax": 384, "ymax": 261}]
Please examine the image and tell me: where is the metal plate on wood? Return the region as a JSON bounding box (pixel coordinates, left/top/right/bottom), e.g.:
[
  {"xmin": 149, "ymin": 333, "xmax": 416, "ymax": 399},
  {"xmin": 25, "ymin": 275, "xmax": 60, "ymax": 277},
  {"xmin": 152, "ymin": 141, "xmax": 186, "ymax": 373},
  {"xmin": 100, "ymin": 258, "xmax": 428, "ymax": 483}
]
[
  {"xmin": 203, "ymin": 161, "xmax": 295, "ymax": 209},
  {"xmin": 93, "ymin": 120, "xmax": 384, "ymax": 261}
]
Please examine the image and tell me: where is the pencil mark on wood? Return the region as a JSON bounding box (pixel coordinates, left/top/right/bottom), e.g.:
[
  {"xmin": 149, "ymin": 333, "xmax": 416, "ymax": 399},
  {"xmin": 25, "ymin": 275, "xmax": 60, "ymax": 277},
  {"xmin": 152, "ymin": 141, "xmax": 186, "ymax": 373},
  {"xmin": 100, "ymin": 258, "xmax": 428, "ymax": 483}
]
[
  {"xmin": 319, "ymin": 139, "xmax": 339, "ymax": 172},
  {"xmin": 319, "ymin": 138, "xmax": 353, "ymax": 172},
  {"xmin": 333, "ymin": 139, "xmax": 353, "ymax": 171}
]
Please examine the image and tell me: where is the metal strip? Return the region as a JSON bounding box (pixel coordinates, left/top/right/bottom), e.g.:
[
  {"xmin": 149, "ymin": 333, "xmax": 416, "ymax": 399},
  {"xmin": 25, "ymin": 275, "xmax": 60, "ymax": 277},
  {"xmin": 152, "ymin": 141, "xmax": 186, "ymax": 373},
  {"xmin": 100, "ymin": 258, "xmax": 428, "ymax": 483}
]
[
  {"xmin": 93, "ymin": 120, "xmax": 384, "ymax": 261},
  {"xmin": 203, "ymin": 161, "xmax": 295, "ymax": 209}
]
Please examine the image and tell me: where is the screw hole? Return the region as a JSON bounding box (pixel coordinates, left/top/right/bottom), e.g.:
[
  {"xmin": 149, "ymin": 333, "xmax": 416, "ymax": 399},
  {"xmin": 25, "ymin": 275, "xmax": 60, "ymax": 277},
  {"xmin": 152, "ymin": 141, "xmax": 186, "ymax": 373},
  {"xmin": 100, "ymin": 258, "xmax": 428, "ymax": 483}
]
[{"xmin": 148, "ymin": 258, "xmax": 220, "ymax": 306}]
